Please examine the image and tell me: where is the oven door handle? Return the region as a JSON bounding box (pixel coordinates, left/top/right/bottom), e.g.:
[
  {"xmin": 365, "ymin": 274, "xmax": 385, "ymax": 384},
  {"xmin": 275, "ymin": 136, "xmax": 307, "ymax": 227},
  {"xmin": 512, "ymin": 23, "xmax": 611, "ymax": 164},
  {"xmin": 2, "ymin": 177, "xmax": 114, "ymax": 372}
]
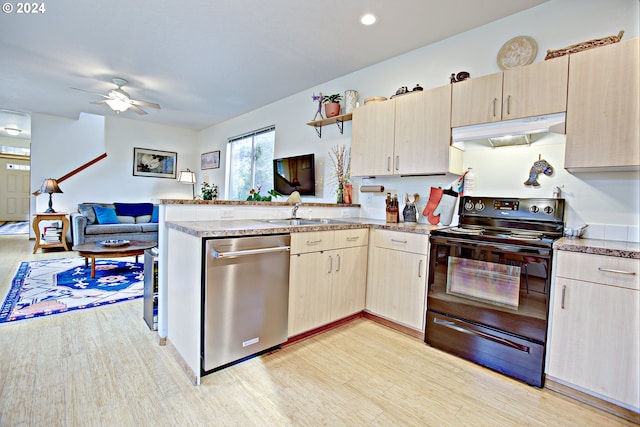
[{"xmin": 433, "ymin": 317, "xmax": 530, "ymax": 353}]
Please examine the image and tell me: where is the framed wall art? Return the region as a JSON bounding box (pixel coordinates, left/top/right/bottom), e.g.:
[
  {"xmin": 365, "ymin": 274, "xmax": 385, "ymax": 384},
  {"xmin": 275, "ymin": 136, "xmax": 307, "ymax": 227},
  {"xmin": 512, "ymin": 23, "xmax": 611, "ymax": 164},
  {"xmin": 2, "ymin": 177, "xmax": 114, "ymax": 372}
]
[
  {"xmin": 201, "ymin": 150, "xmax": 221, "ymax": 170},
  {"xmin": 133, "ymin": 147, "xmax": 177, "ymax": 179}
]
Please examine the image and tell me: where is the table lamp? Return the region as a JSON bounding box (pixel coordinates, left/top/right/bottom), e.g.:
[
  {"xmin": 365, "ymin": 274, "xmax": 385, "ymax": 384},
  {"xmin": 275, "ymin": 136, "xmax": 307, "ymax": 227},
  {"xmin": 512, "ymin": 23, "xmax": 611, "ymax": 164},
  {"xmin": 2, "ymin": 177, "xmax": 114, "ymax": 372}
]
[
  {"xmin": 177, "ymin": 169, "xmax": 196, "ymax": 199},
  {"xmin": 39, "ymin": 178, "xmax": 63, "ymax": 213}
]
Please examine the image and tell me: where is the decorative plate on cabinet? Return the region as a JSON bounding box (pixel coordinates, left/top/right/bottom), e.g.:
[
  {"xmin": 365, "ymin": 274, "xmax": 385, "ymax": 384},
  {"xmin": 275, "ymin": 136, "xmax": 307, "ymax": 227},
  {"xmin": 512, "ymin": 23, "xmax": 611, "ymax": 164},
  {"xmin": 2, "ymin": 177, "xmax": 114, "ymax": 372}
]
[{"xmin": 497, "ymin": 36, "xmax": 538, "ymax": 70}]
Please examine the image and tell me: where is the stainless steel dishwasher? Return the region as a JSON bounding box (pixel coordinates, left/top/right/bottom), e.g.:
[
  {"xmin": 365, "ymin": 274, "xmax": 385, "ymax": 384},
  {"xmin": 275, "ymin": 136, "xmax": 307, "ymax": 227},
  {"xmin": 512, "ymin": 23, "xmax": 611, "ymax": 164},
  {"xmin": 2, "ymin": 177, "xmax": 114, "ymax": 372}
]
[{"xmin": 203, "ymin": 234, "xmax": 290, "ymax": 373}]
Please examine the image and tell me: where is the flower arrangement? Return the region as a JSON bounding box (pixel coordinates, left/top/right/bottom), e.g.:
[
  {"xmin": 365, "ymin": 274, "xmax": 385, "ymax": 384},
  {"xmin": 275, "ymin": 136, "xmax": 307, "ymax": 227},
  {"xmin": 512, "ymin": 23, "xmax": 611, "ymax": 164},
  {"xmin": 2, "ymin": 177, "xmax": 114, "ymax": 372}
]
[
  {"xmin": 329, "ymin": 144, "xmax": 351, "ymax": 203},
  {"xmin": 246, "ymin": 185, "xmax": 282, "ymax": 202},
  {"xmin": 200, "ymin": 182, "xmax": 218, "ymax": 200}
]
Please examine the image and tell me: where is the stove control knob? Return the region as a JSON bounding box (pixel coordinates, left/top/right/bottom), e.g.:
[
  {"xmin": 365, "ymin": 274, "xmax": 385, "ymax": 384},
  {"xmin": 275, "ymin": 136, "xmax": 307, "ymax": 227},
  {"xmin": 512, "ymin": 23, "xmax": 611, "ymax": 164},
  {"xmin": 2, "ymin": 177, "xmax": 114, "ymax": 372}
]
[
  {"xmin": 530, "ymin": 205, "xmax": 540, "ymax": 213},
  {"xmin": 543, "ymin": 206, "xmax": 554, "ymax": 214},
  {"xmin": 464, "ymin": 200, "xmax": 474, "ymax": 211},
  {"xmin": 475, "ymin": 201, "xmax": 485, "ymax": 211}
]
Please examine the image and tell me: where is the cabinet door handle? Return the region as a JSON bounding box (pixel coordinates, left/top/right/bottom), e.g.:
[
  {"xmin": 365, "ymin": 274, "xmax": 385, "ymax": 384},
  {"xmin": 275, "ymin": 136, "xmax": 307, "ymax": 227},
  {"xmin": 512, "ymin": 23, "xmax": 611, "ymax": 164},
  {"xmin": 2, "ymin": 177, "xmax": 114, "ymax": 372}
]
[
  {"xmin": 418, "ymin": 259, "xmax": 423, "ymax": 278},
  {"xmin": 492, "ymin": 98, "xmax": 497, "ymax": 117},
  {"xmin": 328, "ymin": 255, "xmax": 333, "ymax": 273},
  {"xmin": 391, "ymin": 239, "xmax": 408, "ymax": 244},
  {"xmin": 395, "ymin": 155, "xmax": 400, "ymax": 171},
  {"xmin": 336, "ymin": 254, "xmax": 341, "ymax": 272},
  {"xmin": 306, "ymin": 239, "xmax": 322, "ymax": 244},
  {"xmin": 598, "ymin": 267, "xmax": 636, "ymax": 276},
  {"xmin": 346, "ymin": 236, "xmax": 360, "ymax": 242},
  {"xmin": 387, "ymin": 156, "xmax": 391, "ymax": 172},
  {"xmin": 561, "ymin": 285, "xmax": 566, "ymax": 309},
  {"xmin": 506, "ymin": 95, "xmax": 511, "ymax": 115}
]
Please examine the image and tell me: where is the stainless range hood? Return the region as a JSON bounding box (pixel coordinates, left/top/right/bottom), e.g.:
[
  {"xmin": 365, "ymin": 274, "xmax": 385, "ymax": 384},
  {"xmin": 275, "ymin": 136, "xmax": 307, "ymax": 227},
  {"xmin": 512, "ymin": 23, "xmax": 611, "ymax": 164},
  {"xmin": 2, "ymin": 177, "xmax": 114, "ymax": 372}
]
[{"xmin": 451, "ymin": 112, "xmax": 566, "ymax": 147}]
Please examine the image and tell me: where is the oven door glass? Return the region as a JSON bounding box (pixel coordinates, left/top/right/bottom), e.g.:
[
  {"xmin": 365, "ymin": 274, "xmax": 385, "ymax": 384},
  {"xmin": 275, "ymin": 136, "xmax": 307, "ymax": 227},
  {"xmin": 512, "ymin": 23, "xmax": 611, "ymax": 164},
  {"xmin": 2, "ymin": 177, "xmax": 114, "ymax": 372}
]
[
  {"xmin": 447, "ymin": 256, "xmax": 521, "ymax": 309},
  {"xmin": 428, "ymin": 235, "xmax": 553, "ymax": 342}
]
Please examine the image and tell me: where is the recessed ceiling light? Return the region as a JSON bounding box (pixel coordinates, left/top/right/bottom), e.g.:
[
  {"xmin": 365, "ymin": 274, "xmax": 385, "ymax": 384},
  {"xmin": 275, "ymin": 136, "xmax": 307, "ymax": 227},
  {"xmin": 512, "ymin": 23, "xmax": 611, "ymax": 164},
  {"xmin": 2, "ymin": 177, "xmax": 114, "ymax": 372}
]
[
  {"xmin": 4, "ymin": 127, "xmax": 22, "ymax": 136},
  {"xmin": 360, "ymin": 14, "xmax": 376, "ymax": 26}
]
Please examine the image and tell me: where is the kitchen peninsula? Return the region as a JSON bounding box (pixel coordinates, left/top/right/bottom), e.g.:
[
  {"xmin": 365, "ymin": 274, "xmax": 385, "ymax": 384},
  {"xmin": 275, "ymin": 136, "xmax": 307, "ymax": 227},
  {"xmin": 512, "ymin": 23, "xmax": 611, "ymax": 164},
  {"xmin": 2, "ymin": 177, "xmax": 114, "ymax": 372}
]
[{"xmin": 155, "ymin": 199, "xmax": 436, "ymax": 384}]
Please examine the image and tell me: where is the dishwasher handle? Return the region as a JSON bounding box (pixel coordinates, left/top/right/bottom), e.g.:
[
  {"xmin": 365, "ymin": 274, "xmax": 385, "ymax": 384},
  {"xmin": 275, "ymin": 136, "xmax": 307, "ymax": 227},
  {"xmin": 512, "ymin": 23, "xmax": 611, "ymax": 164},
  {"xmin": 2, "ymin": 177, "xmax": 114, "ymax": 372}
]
[{"xmin": 211, "ymin": 245, "xmax": 290, "ymax": 258}]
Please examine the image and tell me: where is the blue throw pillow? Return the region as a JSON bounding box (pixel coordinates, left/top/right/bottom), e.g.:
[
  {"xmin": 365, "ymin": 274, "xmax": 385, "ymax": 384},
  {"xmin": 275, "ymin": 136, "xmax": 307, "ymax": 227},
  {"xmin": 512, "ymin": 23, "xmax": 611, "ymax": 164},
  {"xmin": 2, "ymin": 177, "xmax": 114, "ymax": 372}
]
[
  {"xmin": 94, "ymin": 206, "xmax": 120, "ymax": 224},
  {"xmin": 114, "ymin": 202, "xmax": 153, "ymax": 217},
  {"xmin": 151, "ymin": 205, "xmax": 159, "ymax": 223}
]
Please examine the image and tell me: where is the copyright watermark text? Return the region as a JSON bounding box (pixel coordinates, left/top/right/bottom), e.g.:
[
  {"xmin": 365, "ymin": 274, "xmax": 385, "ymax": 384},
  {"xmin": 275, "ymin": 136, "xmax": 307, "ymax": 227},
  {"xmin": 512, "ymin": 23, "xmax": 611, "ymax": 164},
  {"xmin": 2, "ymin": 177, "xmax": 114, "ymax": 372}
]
[{"xmin": 3, "ymin": 2, "xmax": 46, "ymax": 14}]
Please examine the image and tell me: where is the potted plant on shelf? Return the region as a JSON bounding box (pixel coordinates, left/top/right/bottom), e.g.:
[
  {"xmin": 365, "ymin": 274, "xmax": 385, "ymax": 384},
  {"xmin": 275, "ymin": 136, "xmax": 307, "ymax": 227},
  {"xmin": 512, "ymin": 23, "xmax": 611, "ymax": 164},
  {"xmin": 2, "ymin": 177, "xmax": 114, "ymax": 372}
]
[{"xmin": 323, "ymin": 93, "xmax": 342, "ymax": 118}]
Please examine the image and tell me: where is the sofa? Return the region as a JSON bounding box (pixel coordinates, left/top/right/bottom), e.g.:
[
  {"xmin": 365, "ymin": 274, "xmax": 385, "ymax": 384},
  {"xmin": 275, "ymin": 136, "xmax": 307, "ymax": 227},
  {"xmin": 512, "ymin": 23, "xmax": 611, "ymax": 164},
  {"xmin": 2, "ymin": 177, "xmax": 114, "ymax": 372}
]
[{"xmin": 71, "ymin": 202, "xmax": 159, "ymax": 246}]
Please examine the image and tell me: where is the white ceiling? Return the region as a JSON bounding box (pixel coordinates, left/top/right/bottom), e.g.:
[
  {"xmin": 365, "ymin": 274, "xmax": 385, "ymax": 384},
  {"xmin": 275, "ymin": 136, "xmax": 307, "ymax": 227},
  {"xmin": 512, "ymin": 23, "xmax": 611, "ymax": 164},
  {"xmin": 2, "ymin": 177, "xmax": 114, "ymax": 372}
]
[{"xmin": 0, "ymin": 0, "xmax": 548, "ymax": 138}]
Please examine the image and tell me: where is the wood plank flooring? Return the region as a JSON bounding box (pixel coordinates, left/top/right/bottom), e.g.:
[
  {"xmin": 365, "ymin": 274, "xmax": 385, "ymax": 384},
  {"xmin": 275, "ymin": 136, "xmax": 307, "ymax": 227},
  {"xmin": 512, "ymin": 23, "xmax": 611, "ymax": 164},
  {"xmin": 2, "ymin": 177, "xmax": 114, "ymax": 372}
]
[{"xmin": 0, "ymin": 234, "xmax": 635, "ymax": 426}]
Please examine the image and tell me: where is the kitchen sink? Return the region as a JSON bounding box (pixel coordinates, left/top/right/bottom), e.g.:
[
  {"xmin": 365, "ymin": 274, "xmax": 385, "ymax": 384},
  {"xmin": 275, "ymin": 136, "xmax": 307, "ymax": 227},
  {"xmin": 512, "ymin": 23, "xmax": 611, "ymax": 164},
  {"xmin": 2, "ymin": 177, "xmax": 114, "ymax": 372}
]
[{"xmin": 265, "ymin": 218, "xmax": 351, "ymax": 226}]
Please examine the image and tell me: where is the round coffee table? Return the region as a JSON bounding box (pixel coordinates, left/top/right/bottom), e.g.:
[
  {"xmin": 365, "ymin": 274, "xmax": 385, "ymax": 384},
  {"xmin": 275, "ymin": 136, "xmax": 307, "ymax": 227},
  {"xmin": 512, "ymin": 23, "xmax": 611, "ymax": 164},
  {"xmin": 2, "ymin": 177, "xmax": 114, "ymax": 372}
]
[{"xmin": 73, "ymin": 240, "xmax": 157, "ymax": 278}]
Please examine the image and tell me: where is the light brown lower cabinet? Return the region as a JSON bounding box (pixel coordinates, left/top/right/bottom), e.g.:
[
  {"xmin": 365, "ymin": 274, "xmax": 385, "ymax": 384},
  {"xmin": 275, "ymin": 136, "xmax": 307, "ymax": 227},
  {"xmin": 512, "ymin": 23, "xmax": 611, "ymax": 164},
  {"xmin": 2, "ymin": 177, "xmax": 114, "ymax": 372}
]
[
  {"xmin": 365, "ymin": 229, "xmax": 429, "ymax": 331},
  {"xmin": 547, "ymin": 251, "xmax": 639, "ymax": 413},
  {"xmin": 288, "ymin": 229, "xmax": 368, "ymax": 337}
]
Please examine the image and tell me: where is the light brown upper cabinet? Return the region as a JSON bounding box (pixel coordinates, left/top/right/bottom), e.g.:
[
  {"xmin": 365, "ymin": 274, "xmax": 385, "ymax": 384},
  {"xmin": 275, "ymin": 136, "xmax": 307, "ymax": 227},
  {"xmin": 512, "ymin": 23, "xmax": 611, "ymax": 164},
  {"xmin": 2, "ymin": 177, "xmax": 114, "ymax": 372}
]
[
  {"xmin": 352, "ymin": 85, "xmax": 461, "ymax": 177},
  {"xmin": 564, "ymin": 37, "xmax": 639, "ymax": 170},
  {"xmin": 451, "ymin": 56, "xmax": 569, "ymax": 127},
  {"xmin": 351, "ymin": 98, "xmax": 395, "ymax": 176}
]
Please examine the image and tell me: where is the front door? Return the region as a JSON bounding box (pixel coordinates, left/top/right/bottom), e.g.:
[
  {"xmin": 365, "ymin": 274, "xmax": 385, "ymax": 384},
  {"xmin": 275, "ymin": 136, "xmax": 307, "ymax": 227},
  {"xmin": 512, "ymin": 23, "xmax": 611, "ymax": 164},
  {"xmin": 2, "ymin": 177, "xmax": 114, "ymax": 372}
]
[{"xmin": 0, "ymin": 157, "xmax": 30, "ymax": 221}]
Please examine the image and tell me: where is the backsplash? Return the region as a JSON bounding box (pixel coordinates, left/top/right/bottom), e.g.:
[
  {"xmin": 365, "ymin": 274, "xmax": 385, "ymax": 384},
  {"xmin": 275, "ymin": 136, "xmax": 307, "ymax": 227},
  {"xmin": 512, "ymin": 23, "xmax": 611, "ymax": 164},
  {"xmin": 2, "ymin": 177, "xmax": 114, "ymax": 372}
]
[{"xmin": 582, "ymin": 223, "xmax": 640, "ymax": 243}]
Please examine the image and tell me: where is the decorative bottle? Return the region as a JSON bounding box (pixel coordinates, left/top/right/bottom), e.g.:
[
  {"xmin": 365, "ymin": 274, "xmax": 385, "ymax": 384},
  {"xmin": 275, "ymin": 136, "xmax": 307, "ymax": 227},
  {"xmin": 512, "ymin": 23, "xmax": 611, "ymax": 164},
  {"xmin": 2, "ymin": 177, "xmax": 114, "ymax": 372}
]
[{"xmin": 463, "ymin": 167, "xmax": 475, "ymax": 196}]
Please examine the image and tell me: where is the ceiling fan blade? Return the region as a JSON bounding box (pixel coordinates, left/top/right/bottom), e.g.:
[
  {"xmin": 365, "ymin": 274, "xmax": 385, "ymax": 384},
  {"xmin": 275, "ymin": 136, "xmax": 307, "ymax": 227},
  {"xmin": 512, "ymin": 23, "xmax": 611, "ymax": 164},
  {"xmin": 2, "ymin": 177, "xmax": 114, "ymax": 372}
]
[
  {"xmin": 130, "ymin": 99, "xmax": 161, "ymax": 109},
  {"xmin": 71, "ymin": 87, "xmax": 110, "ymax": 98},
  {"xmin": 129, "ymin": 104, "xmax": 148, "ymax": 115},
  {"xmin": 91, "ymin": 99, "xmax": 109, "ymax": 105}
]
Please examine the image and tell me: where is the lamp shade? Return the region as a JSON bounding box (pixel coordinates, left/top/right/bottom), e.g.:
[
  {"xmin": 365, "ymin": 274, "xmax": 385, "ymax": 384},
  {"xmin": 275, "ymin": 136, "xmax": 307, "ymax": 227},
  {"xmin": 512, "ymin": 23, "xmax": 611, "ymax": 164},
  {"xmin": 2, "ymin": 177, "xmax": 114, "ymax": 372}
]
[
  {"xmin": 39, "ymin": 178, "xmax": 63, "ymax": 194},
  {"xmin": 177, "ymin": 169, "xmax": 196, "ymax": 184}
]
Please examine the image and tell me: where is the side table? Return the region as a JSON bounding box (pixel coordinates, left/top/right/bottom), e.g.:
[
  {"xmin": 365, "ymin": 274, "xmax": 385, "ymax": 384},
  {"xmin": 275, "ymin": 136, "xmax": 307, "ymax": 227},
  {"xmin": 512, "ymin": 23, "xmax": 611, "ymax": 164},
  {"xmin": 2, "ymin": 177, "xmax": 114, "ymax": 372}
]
[{"xmin": 32, "ymin": 212, "xmax": 70, "ymax": 254}]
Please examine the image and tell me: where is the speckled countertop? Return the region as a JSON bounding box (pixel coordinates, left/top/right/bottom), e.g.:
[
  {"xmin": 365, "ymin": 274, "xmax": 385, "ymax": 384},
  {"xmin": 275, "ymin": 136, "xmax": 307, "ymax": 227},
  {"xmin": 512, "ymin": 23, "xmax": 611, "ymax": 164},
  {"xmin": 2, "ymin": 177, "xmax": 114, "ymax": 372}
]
[
  {"xmin": 554, "ymin": 237, "xmax": 640, "ymax": 259},
  {"xmin": 166, "ymin": 218, "xmax": 439, "ymax": 238},
  {"xmin": 155, "ymin": 199, "xmax": 360, "ymax": 207}
]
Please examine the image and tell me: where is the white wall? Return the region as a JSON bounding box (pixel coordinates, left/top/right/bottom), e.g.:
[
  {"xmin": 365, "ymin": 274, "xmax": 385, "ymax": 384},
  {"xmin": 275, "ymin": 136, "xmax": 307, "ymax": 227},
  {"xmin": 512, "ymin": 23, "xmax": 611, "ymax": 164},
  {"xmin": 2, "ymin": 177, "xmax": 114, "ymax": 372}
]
[
  {"xmin": 30, "ymin": 113, "xmax": 198, "ymax": 216},
  {"xmin": 197, "ymin": 0, "xmax": 640, "ymax": 240}
]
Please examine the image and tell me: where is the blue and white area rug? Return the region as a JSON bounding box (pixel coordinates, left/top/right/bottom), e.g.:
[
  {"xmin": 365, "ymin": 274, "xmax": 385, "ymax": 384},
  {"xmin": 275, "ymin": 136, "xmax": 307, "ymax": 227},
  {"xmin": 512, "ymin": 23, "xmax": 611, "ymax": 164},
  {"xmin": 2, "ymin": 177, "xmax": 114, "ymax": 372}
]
[
  {"xmin": 0, "ymin": 221, "xmax": 29, "ymax": 235},
  {"xmin": 0, "ymin": 257, "xmax": 143, "ymax": 324}
]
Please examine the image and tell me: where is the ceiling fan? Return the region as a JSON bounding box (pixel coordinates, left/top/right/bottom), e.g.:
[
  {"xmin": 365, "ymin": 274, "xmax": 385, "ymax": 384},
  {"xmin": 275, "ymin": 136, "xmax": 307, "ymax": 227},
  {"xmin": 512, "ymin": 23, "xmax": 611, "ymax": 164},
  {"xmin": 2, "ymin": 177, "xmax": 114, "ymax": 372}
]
[{"xmin": 73, "ymin": 77, "xmax": 161, "ymax": 115}]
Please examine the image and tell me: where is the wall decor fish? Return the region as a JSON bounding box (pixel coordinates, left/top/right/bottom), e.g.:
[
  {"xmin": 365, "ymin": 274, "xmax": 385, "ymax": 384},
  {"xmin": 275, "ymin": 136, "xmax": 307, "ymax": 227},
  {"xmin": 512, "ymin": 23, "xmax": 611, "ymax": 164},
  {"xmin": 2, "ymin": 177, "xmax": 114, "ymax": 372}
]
[{"xmin": 524, "ymin": 157, "xmax": 554, "ymax": 187}]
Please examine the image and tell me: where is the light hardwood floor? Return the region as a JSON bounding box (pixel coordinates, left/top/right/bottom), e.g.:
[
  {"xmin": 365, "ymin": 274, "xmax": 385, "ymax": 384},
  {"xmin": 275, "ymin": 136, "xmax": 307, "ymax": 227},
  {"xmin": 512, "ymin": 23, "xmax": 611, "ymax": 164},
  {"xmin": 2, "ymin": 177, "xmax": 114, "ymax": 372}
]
[{"xmin": 0, "ymin": 234, "xmax": 635, "ymax": 426}]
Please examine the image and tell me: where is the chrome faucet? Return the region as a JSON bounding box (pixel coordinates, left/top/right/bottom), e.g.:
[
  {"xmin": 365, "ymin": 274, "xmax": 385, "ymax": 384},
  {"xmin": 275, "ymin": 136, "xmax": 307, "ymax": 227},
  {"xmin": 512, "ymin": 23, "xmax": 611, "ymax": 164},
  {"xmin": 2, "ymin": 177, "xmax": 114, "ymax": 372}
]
[{"xmin": 291, "ymin": 203, "xmax": 301, "ymax": 219}]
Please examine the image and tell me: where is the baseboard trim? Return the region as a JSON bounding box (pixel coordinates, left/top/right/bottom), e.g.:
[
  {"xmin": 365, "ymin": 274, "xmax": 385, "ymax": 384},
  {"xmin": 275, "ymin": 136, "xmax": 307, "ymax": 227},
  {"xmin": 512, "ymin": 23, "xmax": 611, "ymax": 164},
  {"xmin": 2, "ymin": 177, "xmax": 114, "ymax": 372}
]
[
  {"xmin": 165, "ymin": 338, "xmax": 199, "ymax": 385},
  {"xmin": 362, "ymin": 311, "xmax": 424, "ymax": 340},
  {"xmin": 545, "ymin": 377, "xmax": 639, "ymax": 424},
  {"xmin": 283, "ymin": 312, "xmax": 364, "ymax": 346}
]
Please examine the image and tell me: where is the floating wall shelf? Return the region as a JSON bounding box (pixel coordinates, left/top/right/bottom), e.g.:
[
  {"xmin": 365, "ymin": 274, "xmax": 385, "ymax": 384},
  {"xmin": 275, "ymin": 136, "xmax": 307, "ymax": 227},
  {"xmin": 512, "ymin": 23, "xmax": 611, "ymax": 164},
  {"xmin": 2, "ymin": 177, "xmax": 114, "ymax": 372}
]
[{"xmin": 306, "ymin": 113, "xmax": 352, "ymax": 138}]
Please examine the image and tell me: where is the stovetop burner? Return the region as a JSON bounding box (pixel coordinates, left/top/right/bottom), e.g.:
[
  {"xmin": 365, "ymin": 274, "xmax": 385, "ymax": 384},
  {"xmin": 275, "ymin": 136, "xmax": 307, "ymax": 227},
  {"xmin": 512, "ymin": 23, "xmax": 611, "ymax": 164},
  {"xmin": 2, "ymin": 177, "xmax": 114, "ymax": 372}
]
[{"xmin": 448, "ymin": 226, "xmax": 484, "ymax": 235}]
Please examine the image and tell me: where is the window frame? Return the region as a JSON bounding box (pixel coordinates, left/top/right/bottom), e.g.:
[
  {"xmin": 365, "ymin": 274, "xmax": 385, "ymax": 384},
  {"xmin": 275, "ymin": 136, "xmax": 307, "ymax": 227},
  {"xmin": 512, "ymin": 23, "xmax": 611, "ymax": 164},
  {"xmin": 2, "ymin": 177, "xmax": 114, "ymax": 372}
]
[{"xmin": 225, "ymin": 125, "xmax": 275, "ymax": 200}]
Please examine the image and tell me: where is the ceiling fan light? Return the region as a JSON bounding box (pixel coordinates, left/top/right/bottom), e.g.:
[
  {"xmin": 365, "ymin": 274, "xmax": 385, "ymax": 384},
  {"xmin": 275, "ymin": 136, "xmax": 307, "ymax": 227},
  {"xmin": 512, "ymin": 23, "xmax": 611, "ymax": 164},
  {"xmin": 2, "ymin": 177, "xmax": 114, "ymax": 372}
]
[
  {"xmin": 105, "ymin": 98, "xmax": 130, "ymax": 112},
  {"xmin": 4, "ymin": 127, "xmax": 22, "ymax": 136}
]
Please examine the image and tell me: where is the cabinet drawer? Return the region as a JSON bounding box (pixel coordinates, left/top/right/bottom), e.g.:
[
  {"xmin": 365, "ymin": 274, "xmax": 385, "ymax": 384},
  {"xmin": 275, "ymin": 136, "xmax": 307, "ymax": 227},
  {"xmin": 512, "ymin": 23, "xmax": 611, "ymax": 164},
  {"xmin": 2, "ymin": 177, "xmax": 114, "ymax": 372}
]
[
  {"xmin": 555, "ymin": 251, "xmax": 639, "ymax": 290},
  {"xmin": 334, "ymin": 228, "xmax": 368, "ymax": 249},
  {"xmin": 372, "ymin": 229, "xmax": 429, "ymax": 255},
  {"xmin": 290, "ymin": 231, "xmax": 335, "ymax": 254}
]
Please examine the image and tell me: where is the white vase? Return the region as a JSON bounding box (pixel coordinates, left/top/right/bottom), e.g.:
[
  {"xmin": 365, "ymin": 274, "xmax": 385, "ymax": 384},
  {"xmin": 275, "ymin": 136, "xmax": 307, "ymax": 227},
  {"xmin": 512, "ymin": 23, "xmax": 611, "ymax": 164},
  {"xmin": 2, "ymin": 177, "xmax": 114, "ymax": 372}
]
[{"xmin": 344, "ymin": 90, "xmax": 358, "ymax": 113}]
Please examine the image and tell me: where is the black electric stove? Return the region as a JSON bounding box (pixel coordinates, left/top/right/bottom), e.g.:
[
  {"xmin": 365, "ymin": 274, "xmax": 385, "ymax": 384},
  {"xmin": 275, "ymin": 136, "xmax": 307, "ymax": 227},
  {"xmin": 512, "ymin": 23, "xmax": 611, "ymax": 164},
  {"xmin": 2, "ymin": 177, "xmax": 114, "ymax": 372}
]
[{"xmin": 426, "ymin": 196, "xmax": 566, "ymax": 387}]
